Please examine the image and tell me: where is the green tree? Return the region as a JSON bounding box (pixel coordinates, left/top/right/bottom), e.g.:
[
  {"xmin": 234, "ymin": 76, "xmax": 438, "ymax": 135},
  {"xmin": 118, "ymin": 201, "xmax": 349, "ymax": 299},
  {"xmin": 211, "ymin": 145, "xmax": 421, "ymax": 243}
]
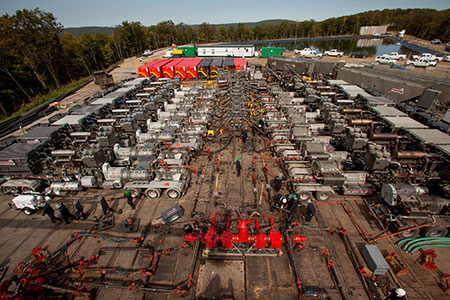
[{"xmin": 114, "ymin": 21, "xmax": 148, "ymax": 57}]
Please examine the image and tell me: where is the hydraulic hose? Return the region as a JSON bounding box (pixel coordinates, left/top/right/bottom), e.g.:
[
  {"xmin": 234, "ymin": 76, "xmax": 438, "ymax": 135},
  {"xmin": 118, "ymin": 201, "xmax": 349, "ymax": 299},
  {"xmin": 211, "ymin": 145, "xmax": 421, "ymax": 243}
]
[
  {"xmin": 209, "ymin": 135, "xmax": 234, "ymax": 155},
  {"xmin": 403, "ymin": 238, "xmax": 450, "ymax": 251},
  {"xmin": 398, "ymin": 237, "xmax": 450, "ymax": 250},
  {"xmin": 410, "ymin": 243, "xmax": 450, "ymax": 254}
]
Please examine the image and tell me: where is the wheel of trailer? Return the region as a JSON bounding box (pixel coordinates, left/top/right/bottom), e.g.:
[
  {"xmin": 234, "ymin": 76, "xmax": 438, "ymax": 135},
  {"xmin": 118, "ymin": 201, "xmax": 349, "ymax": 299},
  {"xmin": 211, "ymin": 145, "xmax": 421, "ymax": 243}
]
[
  {"xmin": 2, "ymin": 186, "xmax": 16, "ymax": 195},
  {"xmin": 316, "ymin": 191, "xmax": 331, "ymax": 201},
  {"xmin": 398, "ymin": 228, "xmax": 420, "ymax": 239},
  {"xmin": 21, "ymin": 186, "xmax": 35, "ymax": 193},
  {"xmin": 145, "ymin": 188, "xmax": 161, "ymax": 199},
  {"xmin": 22, "ymin": 208, "xmax": 33, "ymax": 216},
  {"xmin": 166, "ymin": 189, "xmax": 181, "ymax": 199},
  {"xmin": 423, "ymin": 227, "xmax": 449, "ymax": 237},
  {"xmin": 298, "ymin": 191, "xmax": 311, "ymax": 201},
  {"xmin": 129, "ymin": 189, "xmax": 141, "ymax": 198}
]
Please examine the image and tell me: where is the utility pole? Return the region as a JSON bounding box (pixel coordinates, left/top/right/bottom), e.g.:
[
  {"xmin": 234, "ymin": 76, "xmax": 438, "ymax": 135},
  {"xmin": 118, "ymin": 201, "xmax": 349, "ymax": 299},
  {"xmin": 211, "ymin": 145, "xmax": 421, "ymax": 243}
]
[{"xmin": 294, "ymin": 18, "xmax": 298, "ymax": 50}]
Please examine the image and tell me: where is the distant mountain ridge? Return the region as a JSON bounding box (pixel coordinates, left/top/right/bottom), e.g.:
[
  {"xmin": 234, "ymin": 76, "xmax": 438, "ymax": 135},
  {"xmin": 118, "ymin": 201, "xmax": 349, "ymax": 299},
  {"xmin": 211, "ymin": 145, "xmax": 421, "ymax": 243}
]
[
  {"xmin": 64, "ymin": 19, "xmax": 294, "ymax": 37},
  {"xmin": 190, "ymin": 19, "xmax": 295, "ymax": 29},
  {"xmin": 64, "ymin": 26, "xmax": 114, "ymax": 37}
]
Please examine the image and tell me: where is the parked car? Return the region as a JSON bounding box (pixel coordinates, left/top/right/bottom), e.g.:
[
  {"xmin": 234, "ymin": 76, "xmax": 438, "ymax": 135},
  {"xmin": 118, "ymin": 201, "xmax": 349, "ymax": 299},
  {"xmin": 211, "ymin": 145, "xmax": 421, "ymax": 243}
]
[
  {"xmin": 294, "ymin": 48, "xmax": 322, "ymax": 58},
  {"xmin": 445, "ymin": 42, "xmax": 450, "ymax": 51},
  {"xmin": 386, "ymin": 52, "xmax": 407, "ymax": 60},
  {"xmin": 444, "ymin": 55, "xmax": 450, "ymax": 62},
  {"xmin": 375, "ymin": 55, "xmax": 397, "ymax": 65},
  {"xmin": 143, "ymin": 49, "xmax": 153, "ymax": 57},
  {"xmin": 405, "ymin": 58, "xmax": 437, "ymax": 68},
  {"xmin": 431, "ymin": 39, "xmax": 442, "ymax": 44},
  {"xmin": 163, "ymin": 50, "xmax": 173, "ymax": 58},
  {"xmin": 323, "ymin": 49, "xmax": 344, "ymax": 57},
  {"xmin": 349, "ymin": 51, "xmax": 368, "ymax": 59},
  {"xmin": 412, "ymin": 53, "xmax": 443, "ymax": 62}
]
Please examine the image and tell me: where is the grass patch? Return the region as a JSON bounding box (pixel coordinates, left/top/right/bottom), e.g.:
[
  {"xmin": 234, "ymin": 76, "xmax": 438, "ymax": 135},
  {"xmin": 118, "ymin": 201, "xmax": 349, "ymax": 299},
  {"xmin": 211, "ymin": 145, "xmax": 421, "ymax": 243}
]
[{"xmin": 0, "ymin": 76, "xmax": 91, "ymax": 123}]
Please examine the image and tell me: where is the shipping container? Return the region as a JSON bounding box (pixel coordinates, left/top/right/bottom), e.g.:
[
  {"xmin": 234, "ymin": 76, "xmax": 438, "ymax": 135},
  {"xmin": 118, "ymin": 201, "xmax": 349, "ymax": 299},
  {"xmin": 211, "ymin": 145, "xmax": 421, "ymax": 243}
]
[
  {"xmin": 209, "ymin": 58, "xmax": 223, "ymax": 78},
  {"xmin": 177, "ymin": 46, "xmax": 197, "ymax": 57},
  {"xmin": 162, "ymin": 59, "xmax": 182, "ymax": 79},
  {"xmin": 172, "ymin": 49, "xmax": 184, "ymax": 56},
  {"xmin": 198, "ymin": 58, "xmax": 212, "ymax": 79},
  {"xmin": 261, "ymin": 47, "xmax": 283, "ymax": 57},
  {"xmin": 173, "ymin": 58, "xmax": 203, "ymax": 80},
  {"xmin": 234, "ymin": 58, "xmax": 246, "ymax": 72},
  {"xmin": 148, "ymin": 59, "xmax": 172, "ymax": 78},
  {"xmin": 174, "ymin": 59, "xmax": 189, "ymax": 79},
  {"xmin": 185, "ymin": 58, "xmax": 203, "ymax": 79},
  {"xmin": 224, "ymin": 58, "xmax": 234, "ymax": 72},
  {"xmin": 197, "ymin": 45, "xmax": 255, "ymax": 57},
  {"xmin": 137, "ymin": 60, "xmax": 159, "ymax": 77}
]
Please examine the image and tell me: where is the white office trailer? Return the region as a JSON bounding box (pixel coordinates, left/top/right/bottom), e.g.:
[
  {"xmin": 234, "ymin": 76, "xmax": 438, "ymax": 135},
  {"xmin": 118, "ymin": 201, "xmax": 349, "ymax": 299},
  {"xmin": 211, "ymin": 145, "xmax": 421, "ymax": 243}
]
[{"xmin": 197, "ymin": 45, "xmax": 255, "ymax": 57}]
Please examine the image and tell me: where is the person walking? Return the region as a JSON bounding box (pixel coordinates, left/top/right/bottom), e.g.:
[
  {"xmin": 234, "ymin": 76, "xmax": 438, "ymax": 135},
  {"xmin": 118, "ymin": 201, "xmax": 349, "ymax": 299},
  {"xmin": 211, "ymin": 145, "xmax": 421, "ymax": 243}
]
[
  {"xmin": 73, "ymin": 199, "xmax": 87, "ymax": 220},
  {"xmin": 272, "ymin": 174, "xmax": 285, "ymax": 192},
  {"xmin": 241, "ymin": 128, "xmax": 248, "ymax": 143},
  {"xmin": 42, "ymin": 203, "xmax": 61, "ymax": 223},
  {"xmin": 236, "ymin": 157, "xmax": 242, "ymax": 177},
  {"xmin": 125, "ymin": 190, "xmax": 136, "ymax": 209},
  {"xmin": 56, "ymin": 202, "xmax": 75, "ymax": 224},
  {"xmin": 305, "ymin": 200, "xmax": 316, "ymax": 222},
  {"xmin": 99, "ymin": 196, "xmax": 110, "ymax": 215}
]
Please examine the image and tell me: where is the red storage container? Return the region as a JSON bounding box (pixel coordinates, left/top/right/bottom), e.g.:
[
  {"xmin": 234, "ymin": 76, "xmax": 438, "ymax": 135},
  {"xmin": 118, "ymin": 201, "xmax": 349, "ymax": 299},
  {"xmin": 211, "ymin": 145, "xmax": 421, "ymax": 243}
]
[
  {"xmin": 148, "ymin": 59, "xmax": 172, "ymax": 78},
  {"xmin": 162, "ymin": 59, "xmax": 182, "ymax": 79},
  {"xmin": 234, "ymin": 58, "xmax": 246, "ymax": 72},
  {"xmin": 137, "ymin": 60, "xmax": 159, "ymax": 77},
  {"xmin": 185, "ymin": 58, "xmax": 203, "ymax": 79},
  {"xmin": 174, "ymin": 59, "xmax": 189, "ymax": 79}
]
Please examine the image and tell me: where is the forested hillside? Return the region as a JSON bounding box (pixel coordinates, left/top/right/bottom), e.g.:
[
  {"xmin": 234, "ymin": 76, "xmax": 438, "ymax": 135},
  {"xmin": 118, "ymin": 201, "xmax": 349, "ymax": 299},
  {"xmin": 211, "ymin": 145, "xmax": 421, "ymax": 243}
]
[{"xmin": 1, "ymin": 8, "xmax": 449, "ymax": 119}]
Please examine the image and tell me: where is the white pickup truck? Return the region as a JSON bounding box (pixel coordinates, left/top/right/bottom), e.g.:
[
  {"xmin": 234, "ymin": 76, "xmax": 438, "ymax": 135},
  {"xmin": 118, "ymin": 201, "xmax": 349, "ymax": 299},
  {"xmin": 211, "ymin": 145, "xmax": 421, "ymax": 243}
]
[
  {"xmin": 386, "ymin": 52, "xmax": 406, "ymax": 60},
  {"xmin": 405, "ymin": 58, "xmax": 437, "ymax": 68},
  {"xmin": 375, "ymin": 55, "xmax": 397, "ymax": 65},
  {"xmin": 412, "ymin": 53, "xmax": 443, "ymax": 62},
  {"xmin": 323, "ymin": 49, "xmax": 344, "ymax": 57},
  {"xmin": 294, "ymin": 48, "xmax": 322, "ymax": 58}
]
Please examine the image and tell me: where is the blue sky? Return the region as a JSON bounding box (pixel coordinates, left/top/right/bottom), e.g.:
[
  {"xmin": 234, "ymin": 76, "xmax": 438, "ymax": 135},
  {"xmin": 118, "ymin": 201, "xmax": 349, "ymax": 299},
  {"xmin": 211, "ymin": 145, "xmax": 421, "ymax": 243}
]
[{"xmin": 1, "ymin": 0, "xmax": 449, "ymax": 27}]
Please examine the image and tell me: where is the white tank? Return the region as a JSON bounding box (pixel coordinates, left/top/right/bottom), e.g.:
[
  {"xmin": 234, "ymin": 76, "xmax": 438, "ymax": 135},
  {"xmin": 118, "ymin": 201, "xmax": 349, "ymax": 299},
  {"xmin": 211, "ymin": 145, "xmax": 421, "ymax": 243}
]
[{"xmin": 50, "ymin": 182, "xmax": 82, "ymax": 192}]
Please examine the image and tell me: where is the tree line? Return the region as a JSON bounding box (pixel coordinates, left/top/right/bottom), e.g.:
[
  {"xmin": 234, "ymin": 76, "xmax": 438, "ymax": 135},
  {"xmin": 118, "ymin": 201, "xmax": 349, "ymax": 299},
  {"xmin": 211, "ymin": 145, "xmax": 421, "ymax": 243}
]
[{"xmin": 1, "ymin": 8, "xmax": 449, "ymax": 119}]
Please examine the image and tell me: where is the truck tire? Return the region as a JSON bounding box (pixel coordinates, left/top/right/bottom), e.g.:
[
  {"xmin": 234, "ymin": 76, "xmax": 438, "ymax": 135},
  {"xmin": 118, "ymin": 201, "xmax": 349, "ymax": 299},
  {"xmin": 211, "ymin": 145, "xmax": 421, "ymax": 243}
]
[
  {"xmin": 2, "ymin": 186, "xmax": 16, "ymax": 194},
  {"xmin": 398, "ymin": 228, "xmax": 420, "ymax": 239},
  {"xmin": 298, "ymin": 191, "xmax": 311, "ymax": 201},
  {"xmin": 166, "ymin": 189, "xmax": 181, "ymax": 199},
  {"xmin": 423, "ymin": 227, "xmax": 449, "ymax": 237},
  {"xmin": 21, "ymin": 186, "xmax": 35, "ymax": 193},
  {"xmin": 22, "ymin": 208, "xmax": 34, "ymax": 215},
  {"xmin": 145, "ymin": 188, "xmax": 161, "ymax": 199},
  {"xmin": 316, "ymin": 191, "xmax": 331, "ymax": 201},
  {"xmin": 129, "ymin": 189, "xmax": 141, "ymax": 198}
]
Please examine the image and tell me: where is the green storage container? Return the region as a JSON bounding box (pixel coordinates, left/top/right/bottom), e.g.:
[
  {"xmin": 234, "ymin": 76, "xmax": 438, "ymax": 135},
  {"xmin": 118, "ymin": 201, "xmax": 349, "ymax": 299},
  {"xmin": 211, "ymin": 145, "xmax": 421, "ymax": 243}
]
[
  {"xmin": 261, "ymin": 47, "xmax": 283, "ymax": 57},
  {"xmin": 177, "ymin": 46, "xmax": 197, "ymax": 57}
]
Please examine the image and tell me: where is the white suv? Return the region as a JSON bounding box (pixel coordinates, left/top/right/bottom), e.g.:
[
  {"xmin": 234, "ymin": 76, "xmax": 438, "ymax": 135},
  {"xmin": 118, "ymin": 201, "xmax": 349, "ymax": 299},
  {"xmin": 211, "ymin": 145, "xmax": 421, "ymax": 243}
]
[{"xmin": 143, "ymin": 49, "xmax": 153, "ymax": 57}]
